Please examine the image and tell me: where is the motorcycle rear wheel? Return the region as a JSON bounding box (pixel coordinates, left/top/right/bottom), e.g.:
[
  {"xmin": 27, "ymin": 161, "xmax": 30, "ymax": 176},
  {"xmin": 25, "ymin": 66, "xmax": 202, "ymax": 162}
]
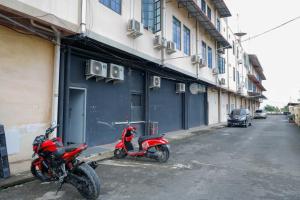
[
  {"xmin": 71, "ymin": 163, "xmax": 100, "ymax": 200},
  {"xmin": 114, "ymin": 149, "xmax": 127, "ymax": 159},
  {"xmin": 156, "ymin": 145, "xmax": 170, "ymax": 163}
]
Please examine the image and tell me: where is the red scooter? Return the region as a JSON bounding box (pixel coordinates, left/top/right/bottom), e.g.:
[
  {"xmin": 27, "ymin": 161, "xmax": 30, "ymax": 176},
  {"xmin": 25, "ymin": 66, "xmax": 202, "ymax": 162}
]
[
  {"xmin": 31, "ymin": 124, "xmax": 100, "ymax": 200},
  {"xmin": 114, "ymin": 124, "xmax": 170, "ymax": 162}
]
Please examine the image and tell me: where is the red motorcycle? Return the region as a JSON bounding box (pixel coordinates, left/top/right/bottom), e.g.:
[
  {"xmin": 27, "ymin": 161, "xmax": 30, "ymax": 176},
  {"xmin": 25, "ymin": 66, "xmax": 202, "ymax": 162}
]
[
  {"xmin": 31, "ymin": 124, "xmax": 100, "ymax": 200},
  {"xmin": 114, "ymin": 124, "xmax": 170, "ymax": 162}
]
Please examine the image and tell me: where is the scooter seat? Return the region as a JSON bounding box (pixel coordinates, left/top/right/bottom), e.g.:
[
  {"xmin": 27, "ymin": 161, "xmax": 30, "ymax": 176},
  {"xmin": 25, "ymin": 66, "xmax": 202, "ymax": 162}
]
[{"xmin": 138, "ymin": 134, "xmax": 163, "ymax": 144}]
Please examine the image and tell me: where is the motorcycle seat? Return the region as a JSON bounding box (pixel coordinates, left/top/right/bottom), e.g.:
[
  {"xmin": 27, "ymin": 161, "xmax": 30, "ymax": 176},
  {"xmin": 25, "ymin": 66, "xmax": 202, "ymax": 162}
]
[
  {"xmin": 138, "ymin": 134, "xmax": 163, "ymax": 144},
  {"xmin": 63, "ymin": 144, "xmax": 81, "ymax": 152}
]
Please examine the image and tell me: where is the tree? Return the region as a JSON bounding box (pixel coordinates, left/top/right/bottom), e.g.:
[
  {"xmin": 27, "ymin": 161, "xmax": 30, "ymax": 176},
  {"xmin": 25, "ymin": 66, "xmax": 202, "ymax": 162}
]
[
  {"xmin": 281, "ymin": 105, "xmax": 289, "ymax": 112},
  {"xmin": 264, "ymin": 104, "xmax": 280, "ymax": 112}
]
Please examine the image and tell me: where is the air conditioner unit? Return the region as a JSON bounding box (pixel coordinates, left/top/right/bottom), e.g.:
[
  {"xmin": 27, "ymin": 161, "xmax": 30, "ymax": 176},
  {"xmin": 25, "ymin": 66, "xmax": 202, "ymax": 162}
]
[
  {"xmin": 166, "ymin": 41, "xmax": 176, "ymax": 54},
  {"xmin": 106, "ymin": 64, "xmax": 124, "ymax": 82},
  {"xmin": 219, "ymin": 78, "xmax": 226, "ymax": 85},
  {"xmin": 85, "ymin": 59, "xmax": 108, "ymax": 81},
  {"xmin": 191, "ymin": 55, "xmax": 206, "ymax": 67},
  {"xmin": 217, "ymin": 48, "xmax": 225, "ymax": 54},
  {"xmin": 153, "ymin": 35, "xmax": 167, "ymax": 49},
  {"xmin": 212, "ymin": 68, "xmax": 219, "ymax": 75},
  {"xmin": 176, "ymin": 83, "xmax": 186, "ymax": 93},
  {"xmin": 150, "ymin": 76, "xmax": 161, "ymax": 89},
  {"xmin": 237, "ymin": 86, "xmax": 243, "ymax": 94},
  {"xmin": 127, "ymin": 19, "xmax": 143, "ymax": 39}
]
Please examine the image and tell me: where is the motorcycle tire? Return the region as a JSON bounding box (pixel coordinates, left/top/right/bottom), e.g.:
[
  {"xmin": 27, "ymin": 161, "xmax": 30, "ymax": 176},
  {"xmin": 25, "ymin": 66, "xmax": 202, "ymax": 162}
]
[
  {"xmin": 72, "ymin": 163, "xmax": 100, "ymax": 200},
  {"xmin": 156, "ymin": 145, "xmax": 170, "ymax": 163},
  {"xmin": 114, "ymin": 149, "xmax": 127, "ymax": 159},
  {"xmin": 30, "ymin": 159, "xmax": 51, "ymax": 182}
]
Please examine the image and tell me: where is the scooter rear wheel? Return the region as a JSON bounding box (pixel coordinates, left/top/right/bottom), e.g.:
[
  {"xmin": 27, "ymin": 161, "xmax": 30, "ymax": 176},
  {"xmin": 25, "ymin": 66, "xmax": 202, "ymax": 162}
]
[
  {"xmin": 114, "ymin": 149, "xmax": 127, "ymax": 159},
  {"xmin": 156, "ymin": 145, "xmax": 170, "ymax": 163}
]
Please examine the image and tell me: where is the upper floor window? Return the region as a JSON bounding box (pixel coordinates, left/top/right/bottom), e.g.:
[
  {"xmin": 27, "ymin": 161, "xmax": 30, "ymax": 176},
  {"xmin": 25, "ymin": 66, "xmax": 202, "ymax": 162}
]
[
  {"xmin": 218, "ymin": 55, "xmax": 225, "ymax": 74},
  {"xmin": 142, "ymin": 0, "xmax": 161, "ymax": 33},
  {"xmin": 232, "ymin": 41, "xmax": 235, "ymax": 55},
  {"xmin": 100, "ymin": 0, "xmax": 121, "ymax": 14},
  {"xmin": 207, "ymin": 46, "xmax": 212, "ymax": 68},
  {"xmin": 237, "ymin": 71, "xmax": 240, "ymax": 84},
  {"xmin": 173, "ymin": 17, "xmax": 181, "ymax": 50},
  {"xmin": 233, "ymin": 67, "xmax": 236, "ymax": 81},
  {"xmin": 207, "ymin": 6, "xmax": 212, "ymax": 20},
  {"xmin": 201, "ymin": 0, "xmax": 206, "ymax": 14},
  {"xmin": 216, "ymin": 18, "xmax": 221, "ymax": 32},
  {"xmin": 202, "ymin": 41, "xmax": 207, "ymax": 62},
  {"xmin": 183, "ymin": 26, "xmax": 190, "ymax": 55}
]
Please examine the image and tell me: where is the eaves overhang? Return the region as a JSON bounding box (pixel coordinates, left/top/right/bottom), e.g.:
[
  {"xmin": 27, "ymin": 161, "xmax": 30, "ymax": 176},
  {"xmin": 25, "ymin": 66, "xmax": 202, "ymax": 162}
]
[
  {"xmin": 248, "ymin": 54, "xmax": 266, "ymax": 80},
  {"xmin": 177, "ymin": 0, "xmax": 231, "ymax": 48},
  {"xmin": 211, "ymin": 0, "xmax": 232, "ymax": 18}
]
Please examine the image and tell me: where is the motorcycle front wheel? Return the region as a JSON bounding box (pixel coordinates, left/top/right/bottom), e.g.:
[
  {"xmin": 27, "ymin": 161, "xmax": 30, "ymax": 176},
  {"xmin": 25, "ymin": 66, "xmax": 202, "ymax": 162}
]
[
  {"xmin": 31, "ymin": 159, "xmax": 51, "ymax": 182},
  {"xmin": 70, "ymin": 163, "xmax": 101, "ymax": 200}
]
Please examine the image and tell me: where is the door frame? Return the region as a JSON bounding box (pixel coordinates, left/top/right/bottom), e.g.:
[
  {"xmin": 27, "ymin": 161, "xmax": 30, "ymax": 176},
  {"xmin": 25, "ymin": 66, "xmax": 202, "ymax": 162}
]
[{"xmin": 69, "ymin": 86, "xmax": 87, "ymax": 143}]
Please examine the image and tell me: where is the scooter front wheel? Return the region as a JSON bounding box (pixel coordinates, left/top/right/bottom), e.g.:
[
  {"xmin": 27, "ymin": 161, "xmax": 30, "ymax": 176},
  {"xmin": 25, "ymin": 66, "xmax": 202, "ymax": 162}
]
[
  {"xmin": 156, "ymin": 145, "xmax": 170, "ymax": 163},
  {"xmin": 114, "ymin": 149, "xmax": 127, "ymax": 159}
]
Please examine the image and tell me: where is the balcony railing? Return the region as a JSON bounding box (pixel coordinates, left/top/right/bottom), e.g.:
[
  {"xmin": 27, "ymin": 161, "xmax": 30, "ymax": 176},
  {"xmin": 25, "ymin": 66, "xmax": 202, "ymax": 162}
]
[{"xmin": 247, "ymin": 73, "xmax": 266, "ymax": 91}]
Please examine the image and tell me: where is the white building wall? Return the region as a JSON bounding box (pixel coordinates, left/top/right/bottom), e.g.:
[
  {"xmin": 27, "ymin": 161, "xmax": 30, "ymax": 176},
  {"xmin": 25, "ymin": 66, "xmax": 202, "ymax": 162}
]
[
  {"xmin": 220, "ymin": 92, "xmax": 229, "ymax": 122},
  {"xmin": 0, "ymin": 25, "xmax": 54, "ymax": 162},
  {"xmin": 0, "ymin": 0, "xmax": 80, "ymax": 32}
]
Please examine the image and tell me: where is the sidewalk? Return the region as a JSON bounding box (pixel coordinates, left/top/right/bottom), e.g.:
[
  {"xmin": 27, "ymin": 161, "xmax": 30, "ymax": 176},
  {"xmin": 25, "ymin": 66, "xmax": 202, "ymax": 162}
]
[{"xmin": 0, "ymin": 122, "xmax": 226, "ymax": 189}]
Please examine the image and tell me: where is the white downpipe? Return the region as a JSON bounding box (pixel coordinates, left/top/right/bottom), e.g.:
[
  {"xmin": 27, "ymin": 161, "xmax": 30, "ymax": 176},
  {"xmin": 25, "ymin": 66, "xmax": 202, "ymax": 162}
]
[
  {"xmin": 81, "ymin": 0, "xmax": 87, "ymax": 35},
  {"xmin": 195, "ymin": 20, "xmax": 199, "ymax": 79},
  {"xmin": 30, "ymin": 19, "xmax": 61, "ymax": 136},
  {"xmin": 161, "ymin": 0, "xmax": 166, "ymax": 67},
  {"xmin": 51, "ymin": 26, "xmax": 61, "ymax": 137},
  {"xmin": 130, "ymin": 0, "xmax": 134, "ymax": 19}
]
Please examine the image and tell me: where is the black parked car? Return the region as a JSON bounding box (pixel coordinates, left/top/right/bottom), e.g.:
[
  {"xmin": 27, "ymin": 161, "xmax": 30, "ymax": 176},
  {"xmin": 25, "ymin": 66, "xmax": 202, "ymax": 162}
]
[{"xmin": 227, "ymin": 108, "xmax": 252, "ymax": 128}]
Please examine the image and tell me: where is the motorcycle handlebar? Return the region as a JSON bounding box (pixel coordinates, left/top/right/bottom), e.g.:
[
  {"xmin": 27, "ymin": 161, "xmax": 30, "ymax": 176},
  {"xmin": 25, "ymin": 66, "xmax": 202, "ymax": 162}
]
[{"xmin": 45, "ymin": 124, "xmax": 59, "ymax": 137}]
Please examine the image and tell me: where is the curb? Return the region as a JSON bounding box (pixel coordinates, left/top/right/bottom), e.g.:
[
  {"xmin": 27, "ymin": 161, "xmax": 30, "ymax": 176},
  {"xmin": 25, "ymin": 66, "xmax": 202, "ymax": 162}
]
[
  {"xmin": 0, "ymin": 124, "xmax": 226, "ymax": 189},
  {"xmin": 0, "ymin": 173, "xmax": 35, "ymax": 190}
]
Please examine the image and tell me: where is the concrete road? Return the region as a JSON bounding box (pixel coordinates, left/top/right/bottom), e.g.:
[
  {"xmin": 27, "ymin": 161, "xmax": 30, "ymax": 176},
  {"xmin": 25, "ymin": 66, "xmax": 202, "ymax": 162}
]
[{"xmin": 1, "ymin": 115, "xmax": 300, "ymax": 200}]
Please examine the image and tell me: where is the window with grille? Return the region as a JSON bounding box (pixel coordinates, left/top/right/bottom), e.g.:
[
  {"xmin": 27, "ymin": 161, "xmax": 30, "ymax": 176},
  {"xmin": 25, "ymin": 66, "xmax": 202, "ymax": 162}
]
[
  {"xmin": 218, "ymin": 55, "xmax": 225, "ymax": 74},
  {"xmin": 100, "ymin": 0, "xmax": 121, "ymax": 14},
  {"xmin": 142, "ymin": 0, "xmax": 161, "ymax": 33}
]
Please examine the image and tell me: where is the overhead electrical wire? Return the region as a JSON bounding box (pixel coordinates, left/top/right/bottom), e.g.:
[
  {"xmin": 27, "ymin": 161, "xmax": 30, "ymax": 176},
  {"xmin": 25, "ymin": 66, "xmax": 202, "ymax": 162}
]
[
  {"xmin": 166, "ymin": 15, "xmax": 300, "ymax": 60},
  {"xmin": 242, "ymin": 15, "xmax": 300, "ymax": 42}
]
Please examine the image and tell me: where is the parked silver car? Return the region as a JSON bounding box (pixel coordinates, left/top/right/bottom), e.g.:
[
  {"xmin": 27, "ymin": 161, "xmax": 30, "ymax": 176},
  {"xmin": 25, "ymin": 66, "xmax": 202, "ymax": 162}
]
[{"xmin": 254, "ymin": 109, "xmax": 267, "ymax": 119}]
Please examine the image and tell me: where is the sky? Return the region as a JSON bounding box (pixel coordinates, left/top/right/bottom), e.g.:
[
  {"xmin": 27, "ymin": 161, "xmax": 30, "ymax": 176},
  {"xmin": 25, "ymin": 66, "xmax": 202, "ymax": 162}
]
[{"xmin": 225, "ymin": 0, "xmax": 300, "ymax": 108}]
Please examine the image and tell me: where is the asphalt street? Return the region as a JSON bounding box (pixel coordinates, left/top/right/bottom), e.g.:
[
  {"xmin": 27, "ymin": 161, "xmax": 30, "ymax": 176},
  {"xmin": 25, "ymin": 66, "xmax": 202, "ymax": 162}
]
[{"xmin": 1, "ymin": 115, "xmax": 300, "ymax": 200}]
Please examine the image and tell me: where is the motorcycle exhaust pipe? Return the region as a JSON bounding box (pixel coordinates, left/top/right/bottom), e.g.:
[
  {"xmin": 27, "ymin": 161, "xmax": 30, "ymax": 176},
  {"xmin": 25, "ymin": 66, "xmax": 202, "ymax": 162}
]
[
  {"xmin": 87, "ymin": 161, "xmax": 98, "ymax": 169},
  {"xmin": 146, "ymin": 151, "xmax": 159, "ymax": 159}
]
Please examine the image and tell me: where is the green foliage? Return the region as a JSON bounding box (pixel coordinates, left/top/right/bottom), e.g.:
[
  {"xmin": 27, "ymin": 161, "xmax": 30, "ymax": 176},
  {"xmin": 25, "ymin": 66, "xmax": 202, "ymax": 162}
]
[
  {"xmin": 264, "ymin": 104, "xmax": 280, "ymax": 112},
  {"xmin": 281, "ymin": 106, "xmax": 289, "ymax": 112}
]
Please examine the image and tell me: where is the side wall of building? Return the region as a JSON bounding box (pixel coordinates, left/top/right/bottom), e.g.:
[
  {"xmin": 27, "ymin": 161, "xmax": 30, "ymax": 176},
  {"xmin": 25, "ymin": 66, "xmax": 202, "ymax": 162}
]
[{"xmin": 0, "ymin": 25, "xmax": 54, "ymax": 162}]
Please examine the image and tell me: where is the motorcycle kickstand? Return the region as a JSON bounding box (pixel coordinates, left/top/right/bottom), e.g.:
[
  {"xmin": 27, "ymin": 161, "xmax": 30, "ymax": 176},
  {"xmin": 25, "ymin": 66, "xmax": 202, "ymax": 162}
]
[{"xmin": 56, "ymin": 181, "xmax": 64, "ymax": 195}]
